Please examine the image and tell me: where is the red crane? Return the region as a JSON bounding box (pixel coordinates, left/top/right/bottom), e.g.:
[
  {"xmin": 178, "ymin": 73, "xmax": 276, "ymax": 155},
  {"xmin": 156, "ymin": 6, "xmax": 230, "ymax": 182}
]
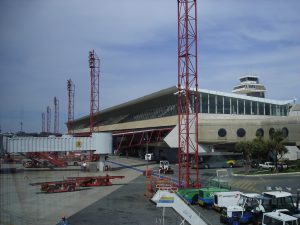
[
  {"xmin": 42, "ymin": 112, "xmax": 45, "ymax": 133},
  {"xmin": 54, "ymin": 97, "xmax": 59, "ymax": 134},
  {"xmin": 46, "ymin": 106, "xmax": 51, "ymax": 133},
  {"xmin": 177, "ymin": 0, "xmax": 199, "ymax": 188},
  {"xmin": 67, "ymin": 79, "xmax": 75, "ymax": 134},
  {"xmin": 89, "ymin": 50, "xmax": 100, "ymax": 133}
]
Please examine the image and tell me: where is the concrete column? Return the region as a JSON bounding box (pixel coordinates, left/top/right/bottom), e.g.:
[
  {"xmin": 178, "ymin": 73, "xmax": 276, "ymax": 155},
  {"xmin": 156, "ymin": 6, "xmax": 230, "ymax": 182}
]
[
  {"xmin": 244, "ymin": 100, "xmax": 246, "ymax": 115},
  {"xmin": 250, "ymin": 101, "xmax": 253, "ymax": 115}
]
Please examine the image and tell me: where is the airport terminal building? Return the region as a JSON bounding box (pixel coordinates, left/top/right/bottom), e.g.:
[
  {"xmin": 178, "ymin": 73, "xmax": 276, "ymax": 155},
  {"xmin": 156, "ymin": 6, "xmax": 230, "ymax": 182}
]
[{"xmin": 72, "ymin": 76, "xmax": 300, "ymax": 161}]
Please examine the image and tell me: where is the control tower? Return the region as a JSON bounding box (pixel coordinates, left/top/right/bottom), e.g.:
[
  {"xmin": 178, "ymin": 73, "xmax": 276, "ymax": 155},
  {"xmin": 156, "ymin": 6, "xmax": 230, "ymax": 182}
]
[{"xmin": 232, "ymin": 75, "xmax": 266, "ymax": 98}]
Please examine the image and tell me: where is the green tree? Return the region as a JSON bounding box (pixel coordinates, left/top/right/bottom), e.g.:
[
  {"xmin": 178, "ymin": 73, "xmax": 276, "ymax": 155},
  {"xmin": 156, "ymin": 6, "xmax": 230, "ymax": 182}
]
[
  {"xmin": 252, "ymin": 137, "xmax": 268, "ymax": 161},
  {"xmin": 267, "ymin": 129, "xmax": 288, "ymax": 170},
  {"xmin": 235, "ymin": 141, "xmax": 255, "ymax": 171}
]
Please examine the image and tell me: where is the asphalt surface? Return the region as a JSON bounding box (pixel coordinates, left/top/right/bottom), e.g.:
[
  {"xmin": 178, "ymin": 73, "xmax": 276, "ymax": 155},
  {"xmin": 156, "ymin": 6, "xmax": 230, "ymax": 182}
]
[
  {"xmin": 68, "ymin": 175, "xmax": 182, "ymax": 225},
  {"xmin": 1, "ymin": 158, "xmax": 299, "ymax": 225}
]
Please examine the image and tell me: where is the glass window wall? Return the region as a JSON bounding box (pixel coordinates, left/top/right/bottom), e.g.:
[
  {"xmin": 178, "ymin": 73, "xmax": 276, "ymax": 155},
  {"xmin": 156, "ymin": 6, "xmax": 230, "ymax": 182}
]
[{"xmin": 209, "ymin": 94, "xmax": 215, "ymax": 114}]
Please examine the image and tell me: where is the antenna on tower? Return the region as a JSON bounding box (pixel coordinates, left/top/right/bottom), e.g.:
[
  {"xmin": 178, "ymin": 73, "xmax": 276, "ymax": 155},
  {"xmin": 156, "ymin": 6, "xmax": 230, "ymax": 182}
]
[
  {"xmin": 89, "ymin": 50, "xmax": 100, "ymax": 133},
  {"xmin": 67, "ymin": 79, "xmax": 75, "ymax": 134}
]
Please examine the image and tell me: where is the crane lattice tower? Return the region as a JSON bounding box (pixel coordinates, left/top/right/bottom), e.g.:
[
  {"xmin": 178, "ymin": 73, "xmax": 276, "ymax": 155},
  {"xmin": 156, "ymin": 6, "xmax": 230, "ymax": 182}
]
[
  {"xmin": 177, "ymin": 0, "xmax": 199, "ymax": 188},
  {"xmin": 89, "ymin": 50, "xmax": 100, "ymax": 133},
  {"xmin": 46, "ymin": 106, "xmax": 51, "ymax": 133},
  {"xmin": 42, "ymin": 112, "xmax": 45, "ymax": 133},
  {"xmin": 54, "ymin": 97, "xmax": 59, "ymax": 134},
  {"xmin": 67, "ymin": 79, "xmax": 75, "ymax": 134}
]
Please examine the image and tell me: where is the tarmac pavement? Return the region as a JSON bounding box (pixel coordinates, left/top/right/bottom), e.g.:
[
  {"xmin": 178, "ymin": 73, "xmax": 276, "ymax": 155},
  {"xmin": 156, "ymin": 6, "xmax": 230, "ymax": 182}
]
[{"xmin": 0, "ymin": 156, "xmax": 156, "ymax": 225}]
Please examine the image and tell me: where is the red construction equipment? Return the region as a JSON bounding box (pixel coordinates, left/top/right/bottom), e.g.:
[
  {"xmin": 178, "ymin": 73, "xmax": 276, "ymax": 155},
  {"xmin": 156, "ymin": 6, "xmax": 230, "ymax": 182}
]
[
  {"xmin": 68, "ymin": 175, "xmax": 125, "ymax": 187},
  {"xmin": 67, "ymin": 79, "xmax": 75, "ymax": 134},
  {"xmin": 24, "ymin": 152, "xmax": 66, "ymax": 168},
  {"xmin": 30, "ymin": 175, "xmax": 125, "ymax": 193},
  {"xmin": 31, "ymin": 180, "xmax": 78, "ymax": 193},
  {"xmin": 177, "ymin": 0, "xmax": 199, "ymax": 188}
]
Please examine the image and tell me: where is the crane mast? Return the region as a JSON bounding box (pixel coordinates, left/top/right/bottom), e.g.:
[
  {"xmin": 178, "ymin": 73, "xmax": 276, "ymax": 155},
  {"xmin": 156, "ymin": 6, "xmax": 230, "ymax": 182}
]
[
  {"xmin": 42, "ymin": 112, "xmax": 45, "ymax": 133},
  {"xmin": 46, "ymin": 106, "xmax": 51, "ymax": 134},
  {"xmin": 177, "ymin": 0, "xmax": 199, "ymax": 188},
  {"xmin": 89, "ymin": 50, "xmax": 100, "ymax": 133},
  {"xmin": 67, "ymin": 79, "xmax": 75, "ymax": 134},
  {"xmin": 54, "ymin": 97, "xmax": 59, "ymax": 134}
]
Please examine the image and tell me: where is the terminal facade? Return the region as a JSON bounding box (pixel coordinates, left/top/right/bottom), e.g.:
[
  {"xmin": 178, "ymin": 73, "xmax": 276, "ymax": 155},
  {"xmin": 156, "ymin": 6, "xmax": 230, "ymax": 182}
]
[{"xmin": 72, "ymin": 79, "xmax": 300, "ymax": 162}]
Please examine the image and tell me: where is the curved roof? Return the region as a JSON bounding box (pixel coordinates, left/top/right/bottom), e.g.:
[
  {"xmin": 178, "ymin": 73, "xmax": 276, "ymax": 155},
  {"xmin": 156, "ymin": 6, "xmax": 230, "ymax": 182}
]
[{"xmin": 72, "ymin": 85, "xmax": 294, "ymax": 131}]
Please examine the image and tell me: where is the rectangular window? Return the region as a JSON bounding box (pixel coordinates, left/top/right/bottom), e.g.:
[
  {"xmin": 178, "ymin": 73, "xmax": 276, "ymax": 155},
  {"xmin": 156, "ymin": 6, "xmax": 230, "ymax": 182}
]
[
  {"xmin": 209, "ymin": 94, "xmax": 216, "ymax": 114},
  {"xmin": 245, "ymin": 100, "xmax": 251, "ymax": 115},
  {"xmin": 259, "ymin": 102, "xmax": 264, "ymax": 115},
  {"xmin": 252, "ymin": 101, "xmax": 257, "ymax": 115},
  {"xmin": 231, "ymin": 98, "xmax": 237, "ymax": 114},
  {"xmin": 265, "ymin": 103, "xmax": 270, "ymax": 115},
  {"xmin": 224, "ymin": 97, "xmax": 230, "ymax": 114},
  {"xmin": 201, "ymin": 93, "xmax": 208, "ymax": 113},
  {"xmin": 238, "ymin": 99, "xmax": 244, "ymax": 114},
  {"xmin": 217, "ymin": 96, "xmax": 223, "ymax": 114}
]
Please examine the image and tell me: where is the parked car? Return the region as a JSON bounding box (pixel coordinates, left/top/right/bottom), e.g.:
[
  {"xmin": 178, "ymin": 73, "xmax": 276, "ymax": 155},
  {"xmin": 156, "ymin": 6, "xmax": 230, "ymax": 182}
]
[
  {"xmin": 258, "ymin": 161, "xmax": 288, "ymax": 170},
  {"xmin": 258, "ymin": 162, "xmax": 275, "ymax": 170}
]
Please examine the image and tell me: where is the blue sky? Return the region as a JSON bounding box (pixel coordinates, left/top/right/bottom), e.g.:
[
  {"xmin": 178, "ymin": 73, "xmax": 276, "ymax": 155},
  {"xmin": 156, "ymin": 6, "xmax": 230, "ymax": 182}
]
[{"xmin": 0, "ymin": 0, "xmax": 299, "ymax": 133}]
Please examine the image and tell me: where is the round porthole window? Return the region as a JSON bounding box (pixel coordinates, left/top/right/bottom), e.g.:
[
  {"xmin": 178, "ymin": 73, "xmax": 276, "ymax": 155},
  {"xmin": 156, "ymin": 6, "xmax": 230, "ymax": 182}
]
[
  {"xmin": 269, "ymin": 128, "xmax": 275, "ymax": 137},
  {"xmin": 237, "ymin": 128, "xmax": 246, "ymax": 137},
  {"xmin": 218, "ymin": 128, "xmax": 227, "ymax": 137},
  {"xmin": 282, "ymin": 127, "xmax": 289, "ymax": 138},
  {"xmin": 256, "ymin": 128, "xmax": 264, "ymax": 138}
]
